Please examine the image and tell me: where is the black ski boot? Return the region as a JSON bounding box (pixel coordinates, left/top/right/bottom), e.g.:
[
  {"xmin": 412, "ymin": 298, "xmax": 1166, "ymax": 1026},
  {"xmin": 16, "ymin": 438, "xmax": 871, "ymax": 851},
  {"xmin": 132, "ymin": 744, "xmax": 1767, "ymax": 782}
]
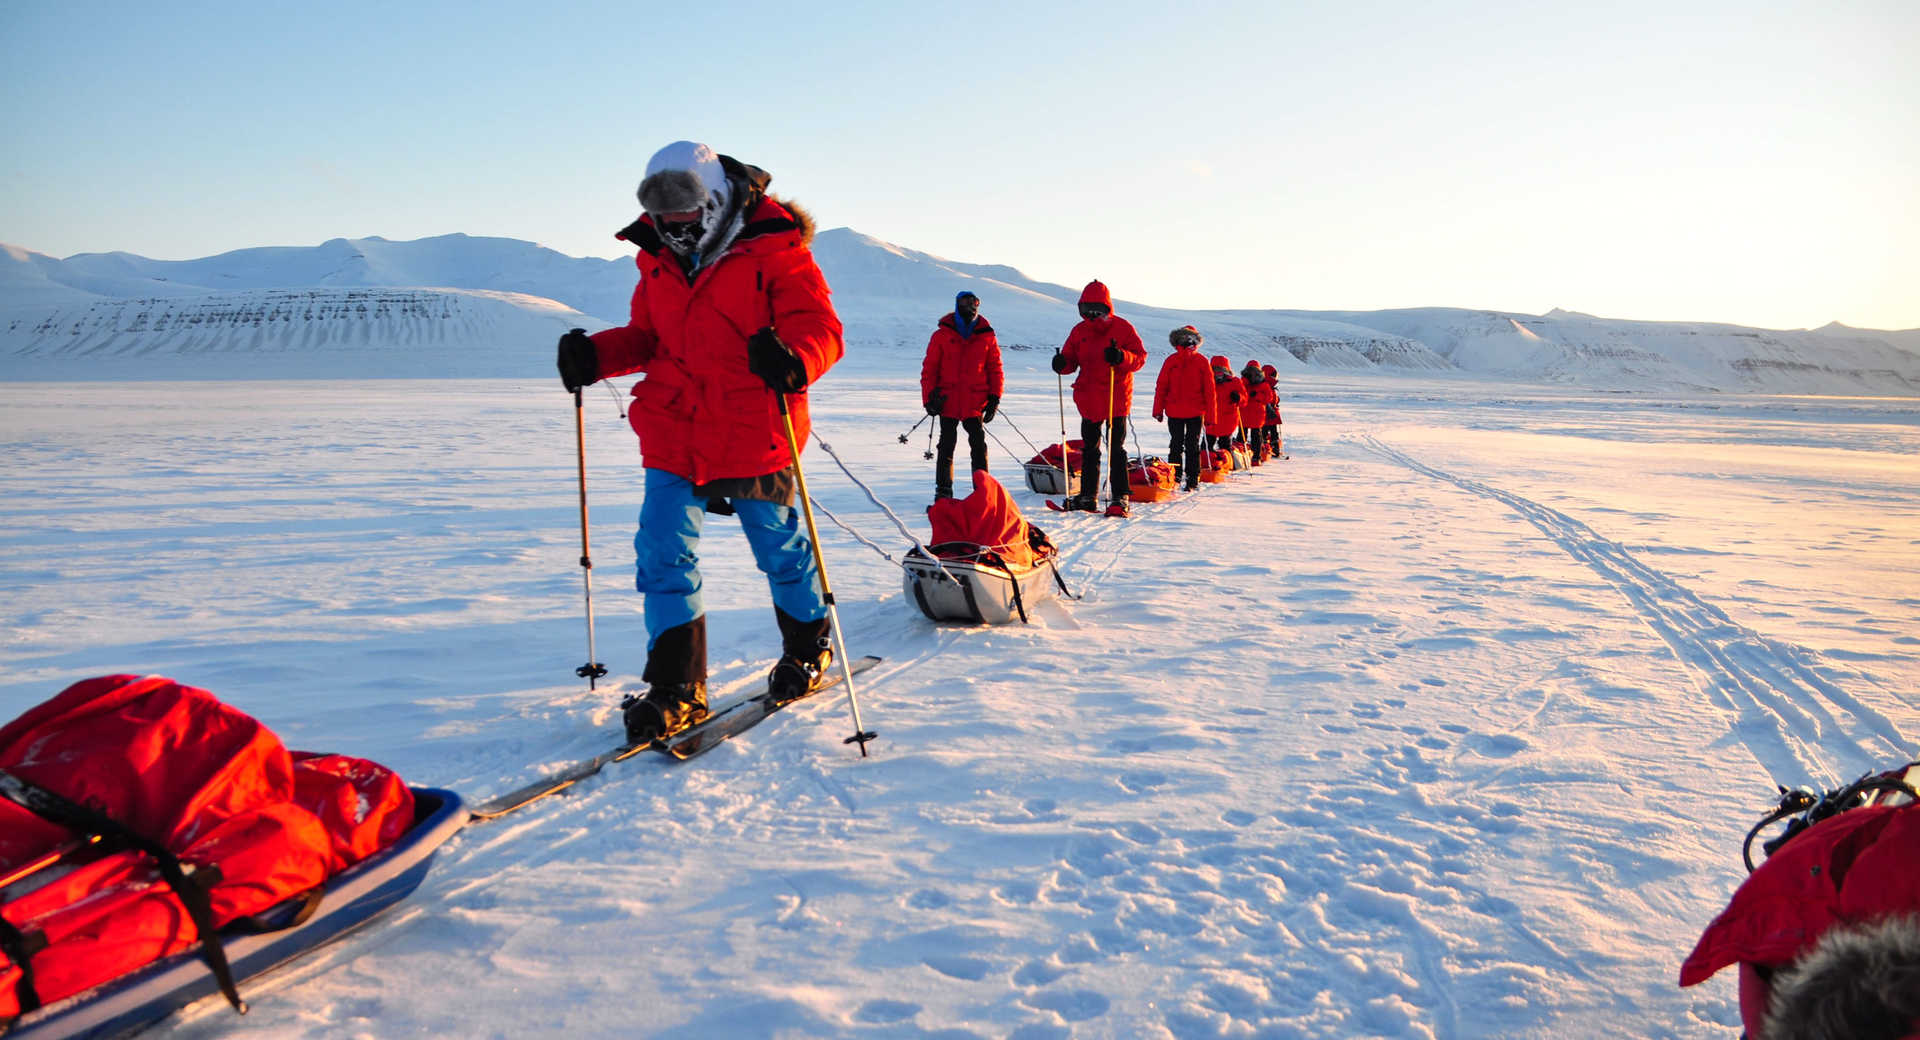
[
  {"xmin": 621, "ymin": 682, "xmax": 708, "ymax": 745},
  {"xmin": 622, "ymin": 618, "xmax": 709, "ymax": 744},
  {"xmin": 769, "ymin": 608, "xmax": 833, "ymax": 706}
]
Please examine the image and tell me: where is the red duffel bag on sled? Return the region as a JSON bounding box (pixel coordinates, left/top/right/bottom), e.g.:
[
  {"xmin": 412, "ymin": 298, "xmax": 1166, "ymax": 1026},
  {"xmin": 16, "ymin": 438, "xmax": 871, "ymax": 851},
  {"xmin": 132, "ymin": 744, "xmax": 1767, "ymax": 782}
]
[{"xmin": 0, "ymin": 675, "xmax": 451, "ymax": 1033}]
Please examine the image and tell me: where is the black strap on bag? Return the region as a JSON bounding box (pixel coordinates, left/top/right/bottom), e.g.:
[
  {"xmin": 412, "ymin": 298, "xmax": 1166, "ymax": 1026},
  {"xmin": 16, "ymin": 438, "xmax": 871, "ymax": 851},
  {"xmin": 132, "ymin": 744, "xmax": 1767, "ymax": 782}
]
[
  {"xmin": 0, "ymin": 910, "xmax": 48, "ymax": 1017},
  {"xmin": 0, "ymin": 769, "xmax": 249, "ymax": 1015}
]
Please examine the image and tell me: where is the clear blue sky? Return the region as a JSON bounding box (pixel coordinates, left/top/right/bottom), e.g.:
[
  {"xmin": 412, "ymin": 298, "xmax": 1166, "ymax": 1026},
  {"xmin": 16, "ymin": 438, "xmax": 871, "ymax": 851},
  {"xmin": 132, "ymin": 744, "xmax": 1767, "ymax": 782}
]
[{"xmin": 3, "ymin": 0, "xmax": 1915, "ymax": 329}]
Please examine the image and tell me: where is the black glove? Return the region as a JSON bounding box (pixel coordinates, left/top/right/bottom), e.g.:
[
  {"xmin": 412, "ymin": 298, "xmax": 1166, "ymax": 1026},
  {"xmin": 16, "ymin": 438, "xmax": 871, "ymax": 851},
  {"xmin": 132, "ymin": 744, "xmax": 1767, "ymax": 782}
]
[
  {"xmin": 1103, "ymin": 344, "xmax": 1123, "ymax": 365},
  {"xmin": 1230, "ymin": 391, "xmax": 1241, "ymax": 404},
  {"xmin": 1153, "ymin": 412, "xmax": 1164, "ymax": 423},
  {"xmin": 557, "ymin": 328, "xmax": 599, "ymax": 391},
  {"xmin": 1050, "ymin": 350, "xmax": 1072, "ymax": 374},
  {"xmin": 925, "ymin": 391, "xmax": 945, "ymax": 416},
  {"xmin": 982, "ymin": 395, "xmax": 999, "ymax": 424},
  {"xmin": 747, "ymin": 327, "xmax": 807, "ymax": 393}
]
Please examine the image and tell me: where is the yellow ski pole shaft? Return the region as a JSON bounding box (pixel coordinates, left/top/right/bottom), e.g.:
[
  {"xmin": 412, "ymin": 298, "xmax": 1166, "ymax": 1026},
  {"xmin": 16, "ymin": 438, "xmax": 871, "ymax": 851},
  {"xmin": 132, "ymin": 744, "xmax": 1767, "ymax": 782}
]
[{"xmin": 778, "ymin": 393, "xmax": 877, "ymax": 756}]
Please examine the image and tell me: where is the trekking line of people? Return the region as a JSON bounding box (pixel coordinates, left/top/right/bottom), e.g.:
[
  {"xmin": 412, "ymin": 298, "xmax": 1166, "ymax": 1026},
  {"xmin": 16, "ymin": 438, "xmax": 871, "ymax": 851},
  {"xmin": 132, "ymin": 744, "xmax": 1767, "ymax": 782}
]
[
  {"xmin": 924, "ymin": 281, "xmax": 1285, "ymax": 518},
  {"xmin": 555, "ymin": 140, "xmax": 1285, "ymax": 748}
]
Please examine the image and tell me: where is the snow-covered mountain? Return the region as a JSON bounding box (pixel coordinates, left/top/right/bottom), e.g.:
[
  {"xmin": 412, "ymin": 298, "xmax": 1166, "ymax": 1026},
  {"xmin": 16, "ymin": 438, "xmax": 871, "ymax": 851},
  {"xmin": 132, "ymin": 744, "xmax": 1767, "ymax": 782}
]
[{"xmin": 3, "ymin": 235, "xmax": 1916, "ymax": 393}]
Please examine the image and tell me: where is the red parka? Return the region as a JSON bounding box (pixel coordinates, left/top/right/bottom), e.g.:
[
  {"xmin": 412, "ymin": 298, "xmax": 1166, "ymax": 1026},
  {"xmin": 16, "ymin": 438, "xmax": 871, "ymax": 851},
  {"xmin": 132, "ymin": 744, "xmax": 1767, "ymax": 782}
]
[
  {"xmin": 921, "ymin": 313, "xmax": 1003, "ymax": 419},
  {"xmin": 1206, "ymin": 356, "xmax": 1245, "ymax": 439},
  {"xmin": 1680, "ymin": 797, "xmax": 1920, "ymax": 1039},
  {"xmin": 1242, "ymin": 374, "xmax": 1277, "ymax": 430},
  {"xmin": 1152, "ymin": 345, "xmax": 1216, "ymax": 424},
  {"xmin": 1055, "ymin": 282, "xmax": 1147, "ymax": 421},
  {"xmin": 591, "ymin": 190, "xmax": 844, "ymax": 485}
]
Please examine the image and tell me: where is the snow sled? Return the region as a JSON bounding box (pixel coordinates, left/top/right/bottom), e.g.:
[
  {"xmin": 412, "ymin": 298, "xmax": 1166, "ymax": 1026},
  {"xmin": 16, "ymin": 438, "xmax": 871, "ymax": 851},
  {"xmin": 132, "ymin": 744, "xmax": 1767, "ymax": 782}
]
[
  {"xmin": 1023, "ymin": 440, "xmax": 1082, "ymax": 497},
  {"xmin": 2, "ymin": 675, "xmax": 465, "ymax": 1038},
  {"xmin": 1127, "ymin": 457, "xmax": 1176, "ymax": 503},
  {"xmin": 1230, "ymin": 441, "xmax": 1255, "ymax": 470},
  {"xmin": 1199, "ymin": 448, "xmax": 1233, "ymax": 483},
  {"xmin": 906, "ymin": 470, "xmax": 1073, "ymax": 625}
]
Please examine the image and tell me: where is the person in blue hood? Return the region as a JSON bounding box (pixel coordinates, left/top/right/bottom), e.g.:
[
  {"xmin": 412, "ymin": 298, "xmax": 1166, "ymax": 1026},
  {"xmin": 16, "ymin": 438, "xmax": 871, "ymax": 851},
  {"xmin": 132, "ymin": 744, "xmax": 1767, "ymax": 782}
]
[{"xmin": 919, "ymin": 290, "xmax": 1004, "ymax": 499}]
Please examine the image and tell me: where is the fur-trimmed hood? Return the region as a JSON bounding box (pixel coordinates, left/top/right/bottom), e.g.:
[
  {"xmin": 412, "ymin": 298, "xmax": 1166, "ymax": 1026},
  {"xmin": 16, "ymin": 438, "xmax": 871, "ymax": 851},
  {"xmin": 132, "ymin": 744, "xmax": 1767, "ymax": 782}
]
[
  {"xmin": 616, "ymin": 150, "xmax": 815, "ymax": 257},
  {"xmin": 1765, "ymin": 914, "xmax": 1920, "ymax": 1040}
]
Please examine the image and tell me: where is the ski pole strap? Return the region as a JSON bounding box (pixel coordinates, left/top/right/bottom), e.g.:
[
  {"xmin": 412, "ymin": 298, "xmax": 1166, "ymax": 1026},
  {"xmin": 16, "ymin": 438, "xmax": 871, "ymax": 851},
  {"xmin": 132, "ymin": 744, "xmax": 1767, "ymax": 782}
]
[{"xmin": 0, "ymin": 770, "xmax": 249, "ymax": 1015}]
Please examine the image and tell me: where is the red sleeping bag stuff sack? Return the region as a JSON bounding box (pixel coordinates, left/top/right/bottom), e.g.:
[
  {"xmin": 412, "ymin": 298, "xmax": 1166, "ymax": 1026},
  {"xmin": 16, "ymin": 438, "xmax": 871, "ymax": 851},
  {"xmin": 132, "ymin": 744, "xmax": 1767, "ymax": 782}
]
[
  {"xmin": 926, "ymin": 470, "xmax": 1050, "ymax": 571},
  {"xmin": 1029, "ymin": 439, "xmax": 1084, "ymax": 474},
  {"xmin": 0, "ymin": 675, "xmax": 414, "ymax": 1019}
]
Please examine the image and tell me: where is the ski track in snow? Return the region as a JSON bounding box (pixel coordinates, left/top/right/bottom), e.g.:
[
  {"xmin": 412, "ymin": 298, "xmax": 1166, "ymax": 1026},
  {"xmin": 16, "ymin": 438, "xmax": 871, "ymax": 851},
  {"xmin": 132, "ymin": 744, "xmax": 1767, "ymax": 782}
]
[{"xmin": 1358, "ymin": 434, "xmax": 1911, "ymax": 788}]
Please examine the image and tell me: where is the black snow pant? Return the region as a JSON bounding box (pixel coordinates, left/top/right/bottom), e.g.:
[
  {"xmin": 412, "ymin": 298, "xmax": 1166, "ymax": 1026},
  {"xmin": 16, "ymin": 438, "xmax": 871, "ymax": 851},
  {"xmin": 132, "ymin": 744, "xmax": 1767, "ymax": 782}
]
[
  {"xmin": 1167, "ymin": 416, "xmax": 1202, "ymax": 487},
  {"xmin": 1079, "ymin": 416, "xmax": 1129, "ymax": 502},
  {"xmin": 1208, "ymin": 433, "xmax": 1235, "ymax": 453},
  {"xmin": 935, "ymin": 415, "xmax": 987, "ymax": 497}
]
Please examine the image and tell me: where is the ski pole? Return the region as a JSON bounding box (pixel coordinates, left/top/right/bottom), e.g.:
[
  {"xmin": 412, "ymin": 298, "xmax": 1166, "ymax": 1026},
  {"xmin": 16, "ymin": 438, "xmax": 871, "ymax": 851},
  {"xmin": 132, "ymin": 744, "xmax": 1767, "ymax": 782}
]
[
  {"xmin": 1057, "ymin": 366, "xmax": 1071, "ymax": 498},
  {"xmin": 1104, "ymin": 363, "xmax": 1116, "ymax": 503},
  {"xmin": 777, "ymin": 393, "xmax": 877, "ymax": 757},
  {"xmin": 897, "ymin": 412, "xmax": 930, "ymax": 445},
  {"xmin": 572, "ymin": 387, "xmax": 607, "ymax": 689}
]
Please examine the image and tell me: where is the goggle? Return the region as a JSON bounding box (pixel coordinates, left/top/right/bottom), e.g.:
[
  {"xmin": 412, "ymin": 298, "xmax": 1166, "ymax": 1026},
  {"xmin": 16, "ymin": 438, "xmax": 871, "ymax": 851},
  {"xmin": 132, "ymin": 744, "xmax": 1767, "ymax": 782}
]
[
  {"xmin": 1172, "ymin": 332, "xmax": 1199, "ymax": 346},
  {"xmin": 1079, "ymin": 304, "xmax": 1109, "ymax": 318}
]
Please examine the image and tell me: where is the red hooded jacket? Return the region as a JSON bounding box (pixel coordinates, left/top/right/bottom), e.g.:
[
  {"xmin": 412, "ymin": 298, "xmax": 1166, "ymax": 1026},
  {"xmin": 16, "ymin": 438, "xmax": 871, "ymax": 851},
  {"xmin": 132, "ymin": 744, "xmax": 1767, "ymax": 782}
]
[
  {"xmin": 591, "ymin": 192, "xmax": 844, "ymax": 485},
  {"xmin": 1680, "ymin": 797, "xmax": 1920, "ymax": 1038},
  {"xmin": 1205, "ymin": 356, "xmax": 1245, "ymax": 439},
  {"xmin": 921, "ymin": 313, "xmax": 1004, "ymax": 419},
  {"xmin": 1152, "ymin": 344, "xmax": 1216, "ymax": 424},
  {"xmin": 1055, "ymin": 282, "xmax": 1147, "ymax": 421},
  {"xmin": 1242, "ymin": 373, "xmax": 1277, "ymax": 430}
]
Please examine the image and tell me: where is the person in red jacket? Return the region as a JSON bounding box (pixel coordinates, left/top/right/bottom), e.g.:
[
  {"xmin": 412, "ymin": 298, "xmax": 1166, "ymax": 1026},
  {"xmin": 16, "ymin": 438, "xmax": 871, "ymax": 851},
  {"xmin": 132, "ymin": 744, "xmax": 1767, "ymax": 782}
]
[
  {"xmin": 1239, "ymin": 360, "xmax": 1276, "ymax": 464},
  {"xmin": 1260, "ymin": 362, "xmax": 1284, "ymax": 459},
  {"xmin": 1204, "ymin": 354, "xmax": 1244, "ymax": 454},
  {"xmin": 1050, "ymin": 280, "xmax": 1147, "ymax": 515},
  {"xmin": 555, "ymin": 141, "xmax": 845, "ymax": 745},
  {"xmin": 1151, "ymin": 325, "xmax": 1216, "ymax": 491},
  {"xmin": 921, "ymin": 290, "xmax": 1004, "ymax": 500}
]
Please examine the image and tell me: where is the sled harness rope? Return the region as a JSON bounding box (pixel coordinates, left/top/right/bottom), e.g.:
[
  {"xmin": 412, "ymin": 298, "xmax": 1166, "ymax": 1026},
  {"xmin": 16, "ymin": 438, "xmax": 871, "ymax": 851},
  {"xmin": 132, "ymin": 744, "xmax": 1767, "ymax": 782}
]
[{"xmin": 806, "ymin": 432, "xmax": 961, "ymax": 585}]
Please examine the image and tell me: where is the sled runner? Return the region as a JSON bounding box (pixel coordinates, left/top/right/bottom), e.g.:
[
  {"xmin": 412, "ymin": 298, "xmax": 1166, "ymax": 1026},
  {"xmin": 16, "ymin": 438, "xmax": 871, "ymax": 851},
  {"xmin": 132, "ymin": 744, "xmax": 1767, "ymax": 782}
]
[
  {"xmin": 907, "ymin": 470, "xmax": 1073, "ymax": 625},
  {"xmin": 7, "ymin": 787, "xmax": 465, "ymax": 1040}
]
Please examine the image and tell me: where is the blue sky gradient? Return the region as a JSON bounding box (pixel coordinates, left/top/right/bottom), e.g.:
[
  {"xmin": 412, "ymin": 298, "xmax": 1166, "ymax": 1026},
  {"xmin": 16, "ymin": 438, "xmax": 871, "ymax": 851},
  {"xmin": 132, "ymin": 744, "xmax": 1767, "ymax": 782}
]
[{"xmin": 3, "ymin": 0, "xmax": 1915, "ymax": 329}]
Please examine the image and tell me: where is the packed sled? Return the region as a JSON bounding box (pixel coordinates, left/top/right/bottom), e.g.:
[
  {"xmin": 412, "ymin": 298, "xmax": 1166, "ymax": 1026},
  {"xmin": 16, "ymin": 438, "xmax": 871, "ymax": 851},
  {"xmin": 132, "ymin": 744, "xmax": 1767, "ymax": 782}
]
[
  {"xmin": 1, "ymin": 675, "xmax": 464, "ymax": 1039},
  {"xmin": 905, "ymin": 470, "xmax": 1072, "ymax": 625},
  {"xmin": 1024, "ymin": 440, "xmax": 1084, "ymax": 497}
]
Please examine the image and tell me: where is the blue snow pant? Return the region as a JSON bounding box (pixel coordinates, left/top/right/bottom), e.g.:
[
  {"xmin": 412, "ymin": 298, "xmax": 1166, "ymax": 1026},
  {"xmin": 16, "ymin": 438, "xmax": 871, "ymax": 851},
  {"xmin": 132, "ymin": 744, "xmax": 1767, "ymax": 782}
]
[{"xmin": 635, "ymin": 468, "xmax": 827, "ymax": 652}]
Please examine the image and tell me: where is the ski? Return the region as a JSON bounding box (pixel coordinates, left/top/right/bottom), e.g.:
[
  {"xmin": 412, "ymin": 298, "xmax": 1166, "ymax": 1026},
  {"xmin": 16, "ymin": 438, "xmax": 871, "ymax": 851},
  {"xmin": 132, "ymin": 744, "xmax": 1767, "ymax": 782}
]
[
  {"xmin": 468, "ymin": 655, "xmax": 882, "ymax": 821},
  {"xmin": 664, "ymin": 655, "xmax": 881, "ymax": 760}
]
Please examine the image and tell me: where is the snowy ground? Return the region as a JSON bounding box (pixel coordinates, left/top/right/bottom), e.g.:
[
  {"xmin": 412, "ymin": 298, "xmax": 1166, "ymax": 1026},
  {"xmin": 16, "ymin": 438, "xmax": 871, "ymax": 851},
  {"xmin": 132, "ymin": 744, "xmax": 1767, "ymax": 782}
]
[{"xmin": 1, "ymin": 364, "xmax": 1915, "ymax": 1039}]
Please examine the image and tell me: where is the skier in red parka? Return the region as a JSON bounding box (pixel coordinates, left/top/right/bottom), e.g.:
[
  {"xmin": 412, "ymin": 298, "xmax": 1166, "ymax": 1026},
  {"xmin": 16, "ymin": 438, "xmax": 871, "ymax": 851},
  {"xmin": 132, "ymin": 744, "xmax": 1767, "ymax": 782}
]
[
  {"xmin": 1260, "ymin": 362, "xmax": 1284, "ymax": 460},
  {"xmin": 921, "ymin": 290, "xmax": 1003, "ymax": 500},
  {"xmin": 1151, "ymin": 325, "xmax": 1216, "ymax": 491},
  {"xmin": 1049, "ymin": 280, "xmax": 1147, "ymax": 516},
  {"xmin": 1205, "ymin": 354, "xmax": 1244, "ymax": 453},
  {"xmin": 555, "ymin": 141, "xmax": 845, "ymax": 745},
  {"xmin": 1239, "ymin": 360, "xmax": 1276, "ymax": 464}
]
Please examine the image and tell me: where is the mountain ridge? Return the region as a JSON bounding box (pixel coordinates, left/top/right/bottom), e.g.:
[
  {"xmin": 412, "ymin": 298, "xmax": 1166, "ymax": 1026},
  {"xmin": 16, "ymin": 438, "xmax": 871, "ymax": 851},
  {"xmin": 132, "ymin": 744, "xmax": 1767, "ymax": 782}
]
[{"xmin": 3, "ymin": 232, "xmax": 1916, "ymax": 393}]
